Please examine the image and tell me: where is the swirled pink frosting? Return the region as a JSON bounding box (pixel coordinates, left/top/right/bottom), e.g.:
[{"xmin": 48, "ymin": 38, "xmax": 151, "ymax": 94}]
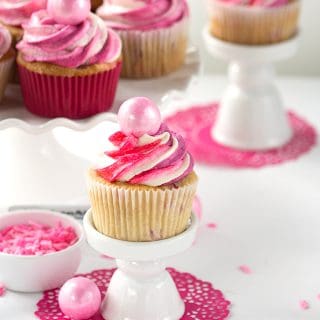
[
  {"xmin": 97, "ymin": 124, "xmax": 194, "ymax": 187},
  {"xmin": 17, "ymin": 10, "xmax": 122, "ymax": 68},
  {"xmin": 0, "ymin": 0, "xmax": 47, "ymax": 27},
  {"xmin": 218, "ymin": 0, "xmax": 289, "ymax": 7},
  {"xmin": 97, "ymin": 0, "xmax": 188, "ymax": 31},
  {"xmin": 0, "ymin": 26, "xmax": 11, "ymax": 59}
]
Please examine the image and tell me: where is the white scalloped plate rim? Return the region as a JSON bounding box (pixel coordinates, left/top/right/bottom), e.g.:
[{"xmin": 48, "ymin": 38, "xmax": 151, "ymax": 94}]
[{"xmin": 0, "ymin": 112, "xmax": 118, "ymax": 134}]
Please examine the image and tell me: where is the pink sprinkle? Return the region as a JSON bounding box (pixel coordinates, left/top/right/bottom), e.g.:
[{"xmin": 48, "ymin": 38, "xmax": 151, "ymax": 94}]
[
  {"xmin": 238, "ymin": 265, "xmax": 252, "ymax": 274},
  {"xmin": 299, "ymin": 300, "xmax": 310, "ymax": 310},
  {"xmin": 0, "ymin": 283, "xmax": 6, "ymax": 297},
  {"xmin": 0, "ymin": 220, "xmax": 78, "ymax": 256},
  {"xmin": 206, "ymin": 223, "xmax": 217, "ymax": 229}
]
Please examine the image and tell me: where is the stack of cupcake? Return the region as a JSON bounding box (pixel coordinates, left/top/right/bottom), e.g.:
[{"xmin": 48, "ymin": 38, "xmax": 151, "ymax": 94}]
[
  {"xmin": 0, "ymin": 0, "xmax": 192, "ymax": 118},
  {"xmin": 207, "ymin": 0, "xmax": 300, "ymax": 45}
]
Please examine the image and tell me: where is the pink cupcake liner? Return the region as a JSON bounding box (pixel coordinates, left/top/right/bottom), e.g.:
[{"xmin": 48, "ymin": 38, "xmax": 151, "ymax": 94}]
[{"xmin": 18, "ymin": 62, "xmax": 122, "ymax": 119}]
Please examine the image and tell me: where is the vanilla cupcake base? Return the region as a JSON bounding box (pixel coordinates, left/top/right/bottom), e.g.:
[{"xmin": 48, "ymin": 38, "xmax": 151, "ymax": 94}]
[
  {"xmin": 208, "ymin": 0, "xmax": 300, "ymax": 45},
  {"xmin": 87, "ymin": 169, "xmax": 198, "ymax": 242},
  {"xmin": 118, "ymin": 17, "xmax": 188, "ymax": 79}
]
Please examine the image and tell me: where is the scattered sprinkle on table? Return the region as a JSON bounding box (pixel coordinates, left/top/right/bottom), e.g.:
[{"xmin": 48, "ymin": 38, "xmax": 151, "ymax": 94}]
[
  {"xmin": 0, "ymin": 283, "xmax": 5, "ymax": 297},
  {"xmin": 299, "ymin": 300, "xmax": 310, "ymax": 310},
  {"xmin": 238, "ymin": 265, "xmax": 252, "ymax": 274},
  {"xmin": 206, "ymin": 223, "xmax": 217, "ymax": 229},
  {"xmin": 0, "ymin": 221, "xmax": 78, "ymax": 256}
]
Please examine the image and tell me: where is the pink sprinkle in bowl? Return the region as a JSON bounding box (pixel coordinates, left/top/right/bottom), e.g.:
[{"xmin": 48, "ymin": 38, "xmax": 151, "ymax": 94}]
[{"xmin": 0, "ymin": 210, "xmax": 85, "ymax": 293}]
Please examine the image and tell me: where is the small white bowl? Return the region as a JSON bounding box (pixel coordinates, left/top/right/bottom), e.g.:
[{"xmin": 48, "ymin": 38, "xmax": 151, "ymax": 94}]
[{"xmin": 0, "ymin": 210, "xmax": 85, "ymax": 293}]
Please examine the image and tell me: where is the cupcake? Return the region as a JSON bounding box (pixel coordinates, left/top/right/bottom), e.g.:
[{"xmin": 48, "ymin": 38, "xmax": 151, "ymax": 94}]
[
  {"xmin": 91, "ymin": 0, "xmax": 103, "ymax": 11},
  {"xmin": 97, "ymin": 0, "xmax": 189, "ymax": 78},
  {"xmin": 207, "ymin": 0, "xmax": 300, "ymax": 45},
  {"xmin": 0, "ymin": 26, "xmax": 15, "ymax": 103},
  {"xmin": 87, "ymin": 97, "xmax": 198, "ymax": 241},
  {"xmin": 0, "ymin": 0, "xmax": 47, "ymax": 45},
  {"xmin": 16, "ymin": 0, "xmax": 122, "ymax": 119}
]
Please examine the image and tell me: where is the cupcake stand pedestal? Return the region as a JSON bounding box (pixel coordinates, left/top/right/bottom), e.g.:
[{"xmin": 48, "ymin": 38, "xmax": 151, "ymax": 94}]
[
  {"xmin": 84, "ymin": 209, "xmax": 198, "ymax": 320},
  {"xmin": 203, "ymin": 27, "xmax": 299, "ymax": 150}
]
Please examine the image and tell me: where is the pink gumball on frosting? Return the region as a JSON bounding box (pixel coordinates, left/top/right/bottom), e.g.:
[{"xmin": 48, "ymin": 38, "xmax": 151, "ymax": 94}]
[
  {"xmin": 118, "ymin": 97, "xmax": 162, "ymax": 137},
  {"xmin": 58, "ymin": 277, "xmax": 101, "ymax": 320},
  {"xmin": 47, "ymin": 0, "xmax": 91, "ymax": 25}
]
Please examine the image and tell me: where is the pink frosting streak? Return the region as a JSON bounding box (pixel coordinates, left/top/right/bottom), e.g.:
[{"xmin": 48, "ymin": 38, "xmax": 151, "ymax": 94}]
[
  {"xmin": 97, "ymin": 0, "xmax": 189, "ymax": 31},
  {"xmin": 97, "ymin": 124, "xmax": 194, "ymax": 187},
  {"xmin": 0, "ymin": 26, "xmax": 11, "ymax": 58},
  {"xmin": 218, "ymin": 0, "xmax": 289, "ymax": 7},
  {"xmin": 17, "ymin": 10, "xmax": 122, "ymax": 68},
  {"xmin": 0, "ymin": 0, "xmax": 47, "ymax": 27}
]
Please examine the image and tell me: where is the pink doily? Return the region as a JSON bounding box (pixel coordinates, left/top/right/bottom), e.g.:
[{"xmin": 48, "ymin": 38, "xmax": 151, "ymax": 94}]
[
  {"xmin": 165, "ymin": 103, "xmax": 317, "ymax": 168},
  {"xmin": 35, "ymin": 268, "xmax": 231, "ymax": 320}
]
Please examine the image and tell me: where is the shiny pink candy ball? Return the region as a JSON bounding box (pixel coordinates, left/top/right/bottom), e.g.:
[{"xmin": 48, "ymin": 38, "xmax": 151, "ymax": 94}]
[
  {"xmin": 58, "ymin": 277, "xmax": 101, "ymax": 320},
  {"xmin": 118, "ymin": 97, "xmax": 162, "ymax": 137},
  {"xmin": 47, "ymin": 0, "xmax": 91, "ymax": 25}
]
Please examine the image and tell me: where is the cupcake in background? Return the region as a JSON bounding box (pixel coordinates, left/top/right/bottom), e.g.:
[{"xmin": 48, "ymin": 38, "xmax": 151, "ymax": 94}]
[
  {"xmin": 16, "ymin": 0, "xmax": 122, "ymax": 119},
  {"xmin": 97, "ymin": 0, "xmax": 189, "ymax": 78},
  {"xmin": 0, "ymin": 26, "xmax": 15, "ymax": 103},
  {"xmin": 87, "ymin": 97, "xmax": 198, "ymax": 241},
  {"xmin": 207, "ymin": 0, "xmax": 300, "ymax": 45},
  {"xmin": 0, "ymin": 0, "xmax": 47, "ymax": 45},
  {"xmin": 91, "ymin": 0, "xmax": 103, "ymax": 11}
]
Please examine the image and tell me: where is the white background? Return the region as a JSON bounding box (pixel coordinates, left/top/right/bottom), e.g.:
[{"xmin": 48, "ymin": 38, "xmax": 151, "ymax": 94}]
[{"xmin": 188, "ymin": 0, "xmax": 320, "ymax": 76}]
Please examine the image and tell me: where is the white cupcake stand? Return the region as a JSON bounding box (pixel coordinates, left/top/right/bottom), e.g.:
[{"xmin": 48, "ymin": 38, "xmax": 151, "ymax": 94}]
[
  {"xmin": 84, "ymin": 209, "xmax": 198, "ymax": 320},
  {"xmin": 203, "ymin": 27, "xmax": 299, "ymax": 150}
]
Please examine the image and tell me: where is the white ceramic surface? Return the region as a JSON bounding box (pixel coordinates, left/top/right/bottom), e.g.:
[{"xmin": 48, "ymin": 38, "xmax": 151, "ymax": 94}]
[
  {"xmin": 0, "ymin": 210, "xmax": 84, "ymax": 293},
  {"xmin": 84, "ymin": 209, "xmax": 198, "ymax": 320},
  {"xmin": 203, "ymin": 27, "xmax": 299, "ymax": 150}
]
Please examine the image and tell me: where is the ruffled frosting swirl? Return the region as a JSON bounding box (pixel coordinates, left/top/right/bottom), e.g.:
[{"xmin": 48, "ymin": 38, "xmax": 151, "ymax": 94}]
[
  {"xmin": 97, "ymin": 124, "xmax": 194, "ymax": 187},
  {"xmin": 218, "ymin": 0, "xmax": 290, "ymax": 7},
  {"xmin": 17, "ymin": 10, "xmax": 122, "ymax": 68},
  {"xmin": 0, "ymin": 26, "xmax": 12, "ymax": 58},
  {"xmin": 0, "ymin": 0, "xmax": 47, "ymax": 27},
  {"xmin": 97, "ymin": 0, "xmax": 189, "ymax": 31}
]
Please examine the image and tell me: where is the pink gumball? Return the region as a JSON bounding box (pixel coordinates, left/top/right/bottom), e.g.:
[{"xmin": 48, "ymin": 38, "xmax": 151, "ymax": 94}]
[
  {"xmin": 47, "ymin": 0, "xmax": 91, "ymax": 25},
  {"xmin": 118, "ymin": 97, "xmax": 162, "ymax": 137},
  {"xmin": 58, "ymin": 277, "xmax": 101, "ymax": 320}
]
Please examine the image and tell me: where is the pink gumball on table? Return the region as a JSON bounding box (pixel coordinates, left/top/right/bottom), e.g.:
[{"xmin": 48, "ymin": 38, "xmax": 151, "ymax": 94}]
[
  {"xmin": 47, "ymin": 0, "xmax": 91, "ymax": 25},
  {"xmin": 58, "ymin": 277, "xmax": 101, "ymax": 320},
  {"xmin": 118, "ymin": 97, "xmax": 162, "ymax": 137}
]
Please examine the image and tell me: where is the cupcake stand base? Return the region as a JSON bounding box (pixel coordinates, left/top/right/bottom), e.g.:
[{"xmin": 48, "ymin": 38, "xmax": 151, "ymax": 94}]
[
  {"xmin": 203, "ymin": 28, "xmax": 299, "ymax": 150},
  {"xmin": 83, "ymin": 209, "xmax": 198, "ymax": 320}
]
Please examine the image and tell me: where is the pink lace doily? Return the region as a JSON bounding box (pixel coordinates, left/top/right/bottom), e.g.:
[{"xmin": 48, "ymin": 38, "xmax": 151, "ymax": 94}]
[
  {"xmin": 35, "ymin": 268, "xmax": 231, "ymax": 320},
  {"xmin": 165, "ymin": 103, "xmax": 317, "ymax": 168}
]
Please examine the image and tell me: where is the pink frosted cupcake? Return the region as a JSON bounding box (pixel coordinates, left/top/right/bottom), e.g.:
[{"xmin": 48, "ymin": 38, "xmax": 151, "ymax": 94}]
[
  {"xmin": 0, "ymin": 26, "xmax": 15, "ymax": 103},
  {"xmin": 0, "ymin": 0, "xmax": 47, "ymax": 45},
  {"xmin": 97, "ymin": 0, "xmax": 189, "ymax": 78},
  {"xmin": 87, "ymin": 97, "xmax": 198, "ymax": 241},
  {"xmin": 16, "ymin": 0, "xmax": 122, "ymax": 119},
  {"xmin": 207, "ymin": 0, "xmax": 300, "ymax": 45}
]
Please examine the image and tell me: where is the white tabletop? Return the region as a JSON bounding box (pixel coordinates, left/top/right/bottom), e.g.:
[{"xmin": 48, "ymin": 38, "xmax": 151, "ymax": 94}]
[{"xmin": 1, "ymin": 74, "xmax": 320, "ymax": 320}]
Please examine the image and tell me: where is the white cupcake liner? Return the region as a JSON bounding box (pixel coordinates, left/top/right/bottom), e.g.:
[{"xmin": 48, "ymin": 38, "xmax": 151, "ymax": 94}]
[
  {"xmin": 207, "ymin": 0, "xmax": 300, "ymax": 44},
  {"xmin": 118, "ymin": 17, "xmax": 189, "ymax": 78},
  {"xmin": 0, "ymin": 54, "xmax": 14, "ymax": 103},
  {"xmin": 87, "ymin": 170, "xmax": 197, "ymax": 241}
]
